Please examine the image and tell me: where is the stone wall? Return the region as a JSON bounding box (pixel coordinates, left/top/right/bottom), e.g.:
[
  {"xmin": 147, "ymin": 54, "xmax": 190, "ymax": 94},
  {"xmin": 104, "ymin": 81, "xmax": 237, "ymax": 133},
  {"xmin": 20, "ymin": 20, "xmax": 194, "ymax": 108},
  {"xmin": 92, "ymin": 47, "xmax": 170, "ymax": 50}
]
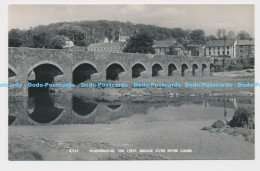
[{"xmin": 9, "ymin": 47, "xmax": 211, "ymax": 96}]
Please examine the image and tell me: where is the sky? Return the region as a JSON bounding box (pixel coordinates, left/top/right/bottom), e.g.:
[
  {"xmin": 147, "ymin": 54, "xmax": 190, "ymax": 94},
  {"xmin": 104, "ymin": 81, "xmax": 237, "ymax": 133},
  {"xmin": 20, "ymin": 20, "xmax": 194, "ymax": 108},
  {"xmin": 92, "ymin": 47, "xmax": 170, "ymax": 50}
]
[{"xmin": 8, "ymin": 4, "xmax": 254, "ymax": 36}]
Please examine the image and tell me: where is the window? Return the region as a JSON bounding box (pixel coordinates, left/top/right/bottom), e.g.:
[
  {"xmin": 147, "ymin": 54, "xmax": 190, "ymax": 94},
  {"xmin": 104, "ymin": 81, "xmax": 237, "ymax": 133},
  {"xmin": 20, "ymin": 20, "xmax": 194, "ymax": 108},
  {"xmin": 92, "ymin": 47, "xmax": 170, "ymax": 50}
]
[
  {"xmin": 209, "ymin": 47, "xmax": 211, "ymax": 50},
  {"xmin": 209, "ymin": 52, "xmax": 211, "ymax": 55},
  {"xmin": 218, "ymin": 51, "xmax": 220, "ymax": 55},
  {"xmin": 227, "ymin": 51, "xmax": 229, "ymax": 55},
  {"xmin": 240, "ymin": 50, "xmax": 243, "ymax": 53},
  {"xmin": 218, "ymin": 47, "xmax": 220, "ymax": 50},
  {"xmin": 227, "ymin": 46, "xmax": 229, "ymax": 50}
]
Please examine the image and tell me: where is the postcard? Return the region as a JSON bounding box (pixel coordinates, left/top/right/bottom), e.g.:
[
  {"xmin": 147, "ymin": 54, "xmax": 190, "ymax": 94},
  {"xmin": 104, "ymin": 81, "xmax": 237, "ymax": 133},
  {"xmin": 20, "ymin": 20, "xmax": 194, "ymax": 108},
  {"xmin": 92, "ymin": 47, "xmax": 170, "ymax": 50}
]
[{"xmin": 8, "ymin": 4, "xmax": 255, "ymax": 160}]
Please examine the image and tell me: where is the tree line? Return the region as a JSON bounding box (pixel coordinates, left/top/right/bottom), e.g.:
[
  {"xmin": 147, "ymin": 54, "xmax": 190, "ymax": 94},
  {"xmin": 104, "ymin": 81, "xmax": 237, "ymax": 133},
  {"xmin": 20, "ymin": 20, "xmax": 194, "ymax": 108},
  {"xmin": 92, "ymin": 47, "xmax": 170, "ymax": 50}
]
[{"xmin": 8, "ymin": 20, "xmax": 252, "ymax": 49}]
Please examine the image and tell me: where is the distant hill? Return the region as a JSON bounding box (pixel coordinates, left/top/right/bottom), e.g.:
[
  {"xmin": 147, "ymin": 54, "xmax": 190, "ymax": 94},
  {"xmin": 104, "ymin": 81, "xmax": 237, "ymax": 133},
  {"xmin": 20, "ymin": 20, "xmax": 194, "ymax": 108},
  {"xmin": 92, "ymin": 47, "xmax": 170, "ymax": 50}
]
[{"xmin": 8, "ymin": 20, "xmax": 204, "ymax": 48}]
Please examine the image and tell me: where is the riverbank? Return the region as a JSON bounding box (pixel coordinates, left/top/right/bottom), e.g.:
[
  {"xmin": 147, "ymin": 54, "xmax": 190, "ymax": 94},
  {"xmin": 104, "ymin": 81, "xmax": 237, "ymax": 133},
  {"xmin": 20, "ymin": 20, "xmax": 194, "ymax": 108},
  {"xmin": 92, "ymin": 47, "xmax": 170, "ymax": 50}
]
[
  {"xmin": 72, "ymin": 69, "xmax": 254, "ymax": 101},
  {"xmin": 9, "ymin": 118, "xmax": 254, "ymax": 160}
]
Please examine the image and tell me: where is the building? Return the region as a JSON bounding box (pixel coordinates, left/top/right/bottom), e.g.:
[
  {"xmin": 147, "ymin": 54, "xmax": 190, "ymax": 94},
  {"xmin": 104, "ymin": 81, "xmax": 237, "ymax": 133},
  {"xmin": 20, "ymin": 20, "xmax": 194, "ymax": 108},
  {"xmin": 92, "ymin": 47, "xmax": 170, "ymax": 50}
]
[
  {"xmin": 234, "ymin": 39, "xmax": 254, "ymax": 58},
  {"xmin": 153, "ymin": 40, "xmax": 192, "ymax": 56},
  {"xmin": 153, "ymin": 40, "xmax": 176, "ymax": 55},
  {"xmin": 205, "ymin": 39, "xmax": 235, "ymax": 58},
  {"xmin": 118, "ymin": 35, "xmax": 129, "ymax": 42},
  {"xmin": 187, "ymin": 44, "xmax": 205, "ymax": 57},
  {"xmin": 103, "ymin": 37, "xmax": 109, "ymax": 43},
  {"xmin": 172, "ymin": 43, "xmax": 191, "ymax": 56},
  {"xmin": 87, "ymin": 42, "xmax": 127, "ymax": 53},
  {"xmin": 63, "ymin": 39, "xmax": 74, "ymax": 49}
]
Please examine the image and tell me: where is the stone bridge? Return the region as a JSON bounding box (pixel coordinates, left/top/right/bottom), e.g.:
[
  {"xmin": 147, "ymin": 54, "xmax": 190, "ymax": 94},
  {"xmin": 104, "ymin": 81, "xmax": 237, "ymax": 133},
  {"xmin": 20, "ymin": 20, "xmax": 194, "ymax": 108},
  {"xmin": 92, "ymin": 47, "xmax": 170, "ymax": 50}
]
[{"xmin": 9, "ymin": 47, "xmax": 210, "ymax": 95}]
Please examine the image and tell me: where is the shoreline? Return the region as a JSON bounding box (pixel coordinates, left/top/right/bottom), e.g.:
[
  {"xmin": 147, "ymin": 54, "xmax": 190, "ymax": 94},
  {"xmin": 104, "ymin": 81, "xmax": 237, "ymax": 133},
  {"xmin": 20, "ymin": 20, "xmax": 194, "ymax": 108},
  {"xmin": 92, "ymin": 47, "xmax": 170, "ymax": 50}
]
[{"xmin": 9, "ymin": 119, "xmax": 254, "ymax": 160}]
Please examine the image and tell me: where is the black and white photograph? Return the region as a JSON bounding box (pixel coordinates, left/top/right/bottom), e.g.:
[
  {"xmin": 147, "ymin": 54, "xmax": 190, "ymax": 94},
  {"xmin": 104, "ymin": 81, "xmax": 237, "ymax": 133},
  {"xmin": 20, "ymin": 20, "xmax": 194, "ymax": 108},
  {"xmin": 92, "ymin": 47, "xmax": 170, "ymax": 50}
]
[{"xmin": 7, "ymin": 3, "xmax": 255, "ymax": 161}]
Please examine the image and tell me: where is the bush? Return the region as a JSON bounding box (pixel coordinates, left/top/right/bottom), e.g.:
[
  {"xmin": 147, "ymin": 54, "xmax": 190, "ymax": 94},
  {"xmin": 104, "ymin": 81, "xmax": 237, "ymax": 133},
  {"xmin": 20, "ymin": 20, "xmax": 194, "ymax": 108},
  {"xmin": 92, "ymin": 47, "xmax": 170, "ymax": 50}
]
[
  {"xmin": 49, "ymin": 35, "xmax": 68, "ymax": 49},
  {"xmin": 229, "ymin": 107, "xmax": 254, "ymax": 129}
]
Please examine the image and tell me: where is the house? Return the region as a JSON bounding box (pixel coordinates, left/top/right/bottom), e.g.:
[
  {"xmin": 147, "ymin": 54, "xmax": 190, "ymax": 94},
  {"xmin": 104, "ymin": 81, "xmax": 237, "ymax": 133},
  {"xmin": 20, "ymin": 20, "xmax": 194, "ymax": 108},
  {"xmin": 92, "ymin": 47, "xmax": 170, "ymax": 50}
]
[
  {"xmin": 153, "ymin": 40, "xmax": 177, "ymax": 55},
  {"xmin": 87, "ymin": 42, "xmax": 127, "ymax": 53},
  {"xmin": 63, "ymin": 39, "xmax": 74, "ymax": 49},
  {"xmin": 172, "ymin": 43, "xmax": 191, "ymax": 56},
  {"xmin": 205, "ymin": 39, "xmax": 235, "ymax": 58},
  {"xmin": 234, "ymin": 39, "xmax": 254, "ymax": 58},
  {"xmin": 187, "ymin": 44, "xmax": 205, "ymax": 57},
  {"xmin": 118, "ymin": 35, "xmax": 129, "ymax": 42},
  {"xmin": 103, "ymin": 37, "xmax": 109, "ymax": 43},
  {"xmin": 57, "ymin": 37, "xmax": 74, "ymax": 49}
]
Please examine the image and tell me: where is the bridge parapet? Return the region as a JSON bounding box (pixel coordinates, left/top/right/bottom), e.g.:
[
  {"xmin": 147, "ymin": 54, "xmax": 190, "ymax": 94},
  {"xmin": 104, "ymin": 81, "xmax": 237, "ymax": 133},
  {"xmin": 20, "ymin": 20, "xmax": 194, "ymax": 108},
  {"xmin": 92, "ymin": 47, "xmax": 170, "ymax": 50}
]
[{"xmin": 8, "ymin": 47, "xmax": 210, "ymax": 96}]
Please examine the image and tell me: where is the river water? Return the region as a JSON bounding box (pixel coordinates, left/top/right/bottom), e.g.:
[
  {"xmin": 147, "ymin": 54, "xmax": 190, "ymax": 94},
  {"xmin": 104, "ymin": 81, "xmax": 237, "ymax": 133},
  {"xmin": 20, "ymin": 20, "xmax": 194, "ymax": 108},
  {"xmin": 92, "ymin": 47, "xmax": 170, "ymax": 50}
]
[{"xmin": 8, "ymin": 91, "xmax": 254, "ymax": 126}]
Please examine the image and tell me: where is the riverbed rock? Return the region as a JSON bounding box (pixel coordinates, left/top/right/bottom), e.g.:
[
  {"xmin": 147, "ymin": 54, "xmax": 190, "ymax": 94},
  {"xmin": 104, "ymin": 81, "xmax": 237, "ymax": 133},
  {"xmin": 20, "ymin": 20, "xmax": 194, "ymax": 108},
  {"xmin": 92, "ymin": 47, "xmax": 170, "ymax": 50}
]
[
  {"xmin": 91, "ymin": 73, "xmax": 100, "ymax": 80},
  {"xmin": 212, "ymin": 120, "xmax": 229, "ymax": 128},
  {"xmin": 130, "ymin": 89, "xmax": 148, "ymax": 96},
  {"xmin": 118, "ymin": 72, "xmax": 127, "ymax": 79},
  {"xmin": 103, "ymin": 88, "xmax": 122, "ymax": 97},
  {"xmin": 158, "ymin": 70, "xmax": 165, "ymax": 76},
  {"xmin": 140, "ymin": 71, "xmax": 149, "ymax": 78}
]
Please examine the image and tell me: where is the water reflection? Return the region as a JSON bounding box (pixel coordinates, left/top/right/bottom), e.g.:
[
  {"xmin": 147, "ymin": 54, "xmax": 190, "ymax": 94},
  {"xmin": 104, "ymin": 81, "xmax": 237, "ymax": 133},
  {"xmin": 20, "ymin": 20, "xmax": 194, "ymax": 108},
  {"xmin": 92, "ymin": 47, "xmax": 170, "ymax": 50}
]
[
  {"xmin": 107, "ymin": 105, "xmax": 121, "ymax": 110},
  {"xmin": 73, "ymin": 96, "xmax": 98, "ymax": 116},
  {"xmin": 28, "ymin": 92, "xmax": 63, "ymax": 124},
  {"xmin": 8, "ymin": 93, "xmax": 254, "ymax": 125}
]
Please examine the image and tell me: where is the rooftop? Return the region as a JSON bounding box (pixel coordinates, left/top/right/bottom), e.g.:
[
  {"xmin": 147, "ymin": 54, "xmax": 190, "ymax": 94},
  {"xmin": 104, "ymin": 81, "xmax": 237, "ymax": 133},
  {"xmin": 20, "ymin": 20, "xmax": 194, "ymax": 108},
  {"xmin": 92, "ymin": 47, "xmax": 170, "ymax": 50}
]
[
  {"xmin": 87, "ymin": 42, "xmax": 127, "ymax": 49},
  {"xmin": 153, "ymin": 40, "xmax": 177, "ymax": 48},
  {"xmin": 187, "ymin": 44, "xmax": 204, "ymax": 47},
  {"xmin": 236, "ymin": 39, "xmax": 254, "ymax": 46},
  {"xmin": 206, "ymin": 39, "xmax": 234, "ymax": 47}
]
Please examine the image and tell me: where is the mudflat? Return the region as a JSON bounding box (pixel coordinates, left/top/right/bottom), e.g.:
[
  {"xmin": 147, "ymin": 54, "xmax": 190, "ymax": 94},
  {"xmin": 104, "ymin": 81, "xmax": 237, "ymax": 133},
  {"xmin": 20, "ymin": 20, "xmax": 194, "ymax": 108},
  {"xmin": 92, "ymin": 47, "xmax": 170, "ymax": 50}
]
[{"xmin": 9, "ymin": 118, "xmax": 254, "ymax": 160}]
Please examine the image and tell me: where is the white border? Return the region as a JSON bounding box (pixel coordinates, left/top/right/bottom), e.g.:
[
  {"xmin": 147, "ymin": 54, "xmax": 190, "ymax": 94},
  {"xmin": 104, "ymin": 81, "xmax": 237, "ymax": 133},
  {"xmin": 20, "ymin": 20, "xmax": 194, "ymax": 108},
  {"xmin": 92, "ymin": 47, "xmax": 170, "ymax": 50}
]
[{"xmin": 1, "ymin": 0, "xmax": 259, "ymax": 171}]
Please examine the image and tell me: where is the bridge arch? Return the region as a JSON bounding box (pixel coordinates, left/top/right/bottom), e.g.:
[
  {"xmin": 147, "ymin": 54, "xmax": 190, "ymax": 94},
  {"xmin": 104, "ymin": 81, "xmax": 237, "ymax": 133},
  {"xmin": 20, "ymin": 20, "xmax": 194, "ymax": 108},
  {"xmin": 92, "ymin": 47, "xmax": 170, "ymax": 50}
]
[
  {"xmin": 192, "ymin": 63, "xmax": 199, "ymax": 76},
  {"xmin": 9, "ymin": 115, "xmax": 17, "ymax": 126},
  {"xmin": 131, "ymin": 62, "xmax": 147, "ymax": 78},
  {"xmin": 106, "ymin": 62, "xmax": 126, "ymax": 80},
  {"xmin": 210, "ymin": 63, "xmax": 215, "ymax": 72},
  {"xmin": 168, "ymin": 63, "xmax": 178, "ymax": 76},
  {"xmin": 181, "ymin": 63, "xmax": 189, "ymax": 76},
  {"xmin": 72, "ymin": 60, "xmax": 98, "ymax": 71},
  {"xmin": 27, "ymin": 61, "xmax": 64, "ymax": 94},
  {"xmin": 152, "ymin": 63, "xmax": 163, "ymax": 77},
  {"xmin": 72, "ymin": 61, "xmax": 98, "ymax": 84},
  {"xmin": 27, "ymin": 60, "xmax": 64, "ymax": 75},
  {"xmin": 202, "ymin": 63, "xmax": 207, "ymax": 77},
  {"xmin": 8, "ymin": 64, "xmax": 18, "ymax": 78}
]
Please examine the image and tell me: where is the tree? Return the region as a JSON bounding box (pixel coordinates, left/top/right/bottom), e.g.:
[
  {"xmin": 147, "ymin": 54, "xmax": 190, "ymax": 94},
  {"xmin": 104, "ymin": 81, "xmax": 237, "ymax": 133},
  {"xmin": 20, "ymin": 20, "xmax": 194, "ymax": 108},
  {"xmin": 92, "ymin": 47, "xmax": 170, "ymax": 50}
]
[
  {"xmin": 227, "ymin": 31, "xmax": 236, "ymax": 39},
  {"xmin": 236, "ymin": 31, "xmax": 251, "ymax": 40},
  {"xmin": 123, "ymin": 33, "xmax": 155, "ymax": 54},
  {"xmin": 8, "ymin": 29, "xmax": 23, "ymax": 47},
  {"xmin": 190, "ymin": 29, "xmax": 206, "ymax": 44},
  {"xmin": 57, "ymin": 25, "xmax": 87, "ymax": 46},
  {"xmin": 217, "ymin": 29, "xmax": 226, "ymax": 39},
  {"xmin": 206, "ymin": 35, "xmax": 217, "ymax": 41},
  {"xmin": 171, "ymin": 28, "xmax": 186, "ymax": 44},
  {"xmin": 49, "ymin": 35, "xmax": 68, "ymax": 49},
  {"xmin": 31, "ymin": 32, "xmax": 49, "ymax": 48}
]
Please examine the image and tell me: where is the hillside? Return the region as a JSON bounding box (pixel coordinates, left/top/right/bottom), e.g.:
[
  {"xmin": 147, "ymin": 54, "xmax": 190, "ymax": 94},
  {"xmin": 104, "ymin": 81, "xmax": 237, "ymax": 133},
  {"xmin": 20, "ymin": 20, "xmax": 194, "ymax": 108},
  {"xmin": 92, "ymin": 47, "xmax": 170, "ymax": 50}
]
[{"xmin": 9, "ymin": 20, "xmax": 203, "ymax": 48}]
